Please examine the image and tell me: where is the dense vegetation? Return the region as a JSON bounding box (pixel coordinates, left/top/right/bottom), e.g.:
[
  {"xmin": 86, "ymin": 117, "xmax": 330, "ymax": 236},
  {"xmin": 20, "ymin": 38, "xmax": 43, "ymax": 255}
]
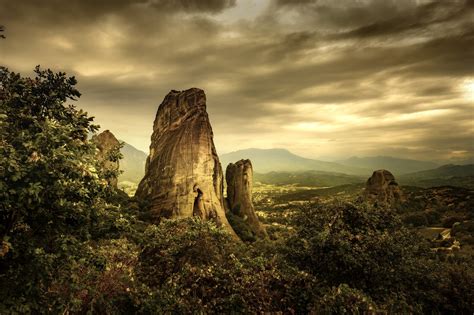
[
  {"xmin": 254, "ymin": 170, "xmax": 364, "ymax": 188},
  {"xmin": 1, "ymin": 67, "xmax": 473, "ymax": 314}
]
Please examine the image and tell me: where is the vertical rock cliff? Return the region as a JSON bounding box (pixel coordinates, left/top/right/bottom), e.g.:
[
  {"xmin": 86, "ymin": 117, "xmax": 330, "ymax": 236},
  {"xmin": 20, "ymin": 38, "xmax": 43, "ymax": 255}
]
[
  {"xmin": 226, "ymin": 159, "xmax": 267, "ymax": 239},
  {"xmin": 364, "ymin": 169, "xmax": 403, "ymax": 205},
  {"xmin": 92, "ymin": 130, "xmax": 121, "ymax": 187},
  {"xmin": 135, "ymin": 88, "xmax": 235, "ymax": 235}
]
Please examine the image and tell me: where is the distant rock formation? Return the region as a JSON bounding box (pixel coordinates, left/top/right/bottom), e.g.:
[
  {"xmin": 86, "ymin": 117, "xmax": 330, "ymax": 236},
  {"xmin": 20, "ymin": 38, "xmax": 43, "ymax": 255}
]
[
  {"xmin": 226, "ymin": 159, "xmax": 267, "ymax": 238},
  {"xmin": 364, "ymin": 169, "xmax": 403, "ymax": 205},
  {"xmin": 92, "ymin": 130, "xmax": 121, "ymax": 187},
  {"xmin": 135, "ymin": 88, "xmax": 236, "ymax": 236}
]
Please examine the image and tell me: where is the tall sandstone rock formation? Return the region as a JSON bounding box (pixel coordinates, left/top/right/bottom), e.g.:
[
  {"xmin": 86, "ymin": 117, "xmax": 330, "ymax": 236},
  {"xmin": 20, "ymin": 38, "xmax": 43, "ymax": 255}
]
[
  {"xmin": 135, "ymin": 88, "xmax": 236, "ymax": 235},
  {"xmin": 226, "ymin": 159, "xmax": 267, "ymax": 238},
  {"xmin": 364, "ymin": 169, "xmax": 403, "ymax": 205},
  {"xmin": 92, "ymin": 130, "xmax": 121, "ymax": 187}
]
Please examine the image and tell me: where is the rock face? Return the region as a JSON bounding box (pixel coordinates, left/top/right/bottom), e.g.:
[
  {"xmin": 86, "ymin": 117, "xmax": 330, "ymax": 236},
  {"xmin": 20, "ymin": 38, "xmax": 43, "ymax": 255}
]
[
  {"xmin": 135, "ymin": 88, "xmax": 235, "ymax": 235},
  {"xmin": 364, "ymin": 169, "xmax": 403, "ymax": 205},
  {"xmin": 226, "ymin": 159, "xmax": 267, "ymax": 238},
  {"xmin": 92, "ymin": 130, "xmax": 120, "ymax": 187}
]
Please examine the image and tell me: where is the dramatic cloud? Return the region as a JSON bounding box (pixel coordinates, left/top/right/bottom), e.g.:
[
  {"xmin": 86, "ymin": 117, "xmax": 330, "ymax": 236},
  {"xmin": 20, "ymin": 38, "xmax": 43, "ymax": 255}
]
[{"xmin": 1, "ymin": 0, "xmax": 473, "ymax": 162}]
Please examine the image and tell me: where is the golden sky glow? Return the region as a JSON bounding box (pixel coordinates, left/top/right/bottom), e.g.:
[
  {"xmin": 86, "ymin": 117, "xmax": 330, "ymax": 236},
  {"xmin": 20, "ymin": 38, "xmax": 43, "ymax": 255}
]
[{"xmin": 0, "ymin": 0, "xmax": 473, "ymax": 162}]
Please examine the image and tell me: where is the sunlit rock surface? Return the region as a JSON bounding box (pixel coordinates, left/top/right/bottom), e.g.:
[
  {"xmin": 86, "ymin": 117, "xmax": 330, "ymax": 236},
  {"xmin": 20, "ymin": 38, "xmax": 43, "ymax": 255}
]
[{"xmin": 135, "ymin": 88, "xmax": 236, "ymax": 235}]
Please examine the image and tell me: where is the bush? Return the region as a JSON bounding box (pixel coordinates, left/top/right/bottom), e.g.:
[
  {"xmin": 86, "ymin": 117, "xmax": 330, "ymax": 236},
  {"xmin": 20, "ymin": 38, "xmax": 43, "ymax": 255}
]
[
  {"xmin": 403, "ymin": 212, "xmax": 429, "ymax": 227},
  {"xmin": 442, "ymin": 215, "xmax": 465, "ymax": 228},
  {"xmin": 283, "ymin": 202, "xmax": 437, "ymax": 310},
  {"xmin": 136, "ymin": 218, "xmax": 277, "ymax": 313},
  {"xmin": 436, "ymin": 260, "xmax": 474, "ymax": 313},
  {"xmin": 312, "ymin": 284, "xmax": 378, "ymax": 314},
  {"xmin": 425, "ymin": 209, "xmax": 442, "ymax": 225},
  {"xmin": 226, "ymin": 211, "xmax": 257, "ymax": 242}
]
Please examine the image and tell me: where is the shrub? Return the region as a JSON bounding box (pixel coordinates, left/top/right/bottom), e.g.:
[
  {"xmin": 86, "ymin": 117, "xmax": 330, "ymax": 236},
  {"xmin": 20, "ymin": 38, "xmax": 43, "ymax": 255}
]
[
  {"xmin": 226, "ymin": 211, "xmax": 257, "ymax": 242},
  {"xmin": 312, "ymin": 284, "xmax": 378, "ymax": 314},
  {"xmin": 136, "ymin": 218, "xmax": 277, "ymax": 313},
  {"xmin": 403, "ymin": 212, "xmax": 429, "ymax": 227},
  {"xmin": 442, "ymin": 215, "xmax": 464, "ymax": 228},
  {"xmin": 283, "ymin": 202, "xmax": 437, "ymax": 310},
  {"xmin": 425, "ymin": 209, "xmax": 442, "ymax": 225}
]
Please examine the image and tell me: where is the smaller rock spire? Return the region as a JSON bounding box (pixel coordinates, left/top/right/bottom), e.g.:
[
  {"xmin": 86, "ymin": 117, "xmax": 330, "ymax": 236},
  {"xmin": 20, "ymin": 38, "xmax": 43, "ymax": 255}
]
[
  {"xmin": 226, "ymin": 159, "xmax": 267, "ymax": 239},
  {"xmin": 363, "ymin": 169, "xmax": 403, "ymax": 205}
]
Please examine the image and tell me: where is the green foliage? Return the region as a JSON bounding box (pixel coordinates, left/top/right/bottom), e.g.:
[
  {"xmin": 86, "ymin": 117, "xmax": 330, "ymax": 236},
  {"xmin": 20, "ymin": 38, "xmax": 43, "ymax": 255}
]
[
  {"xmin": 254, "ymin": 170, "xmax": 363, "ymax": 187},
  {"xmin": 226, "ymin": 210, "xmax": 257, "ymax": 242},
  {"xmin": 312, "ymin": 284, "xmax": 378, "ymax": 314},
  {"xmin": 435, "ymin": 259, "xmax": 474, "ymax": 313},
  {"xmin": 403, "ymin": 211, "xmax": 429, "ymax": 227},
  {"xmin": 452, "ymin": 221, "xmax": 474, "ymax": 245},
  {"xmin": 442, "ymin": 215, "xmax": 465, "ymax": 228},
  {"xmin": 136, "ymin": 218, "xmax": 279, "ymax": 313},
  {"xmin": 0, "ymin": 66, "xmax": 128, "ymax": 313},
  {"xmin": 282, "ymin": 202, "xmax": 446, "ymax": 312}
]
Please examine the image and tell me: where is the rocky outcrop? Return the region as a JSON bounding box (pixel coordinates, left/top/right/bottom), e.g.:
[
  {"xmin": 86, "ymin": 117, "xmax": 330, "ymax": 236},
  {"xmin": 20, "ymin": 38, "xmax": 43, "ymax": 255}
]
[
  {"xmin": 92, "ymin": 130, "xmax": 121, "ymax": 187},
  {"xmin": 364, "ymin": 169, "xmax": 403, "ymax": 205},
  {"xmin": 135, "ymin": 88, "xmax": 236, "ymax": 235},
  {"xmin": 226, "ymin": 159, "xmax": 267, "ymax": 238}
]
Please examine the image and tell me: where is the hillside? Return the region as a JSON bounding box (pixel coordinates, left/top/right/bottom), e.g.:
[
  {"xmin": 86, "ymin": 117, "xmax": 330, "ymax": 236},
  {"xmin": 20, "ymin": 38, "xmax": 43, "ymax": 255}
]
[
  {"xmin": 399, "ymin": 164, "xmax": 474, "ymax": 188},
  {"xmin": 338, "ymin": 156, "xmax": 438, "ymax": 175},
  {"xmin": 119, "ymin": 142, "xmax": 147, "ymax": 183},
  {"xmin": 254, "ymin": 170, "xmax": 364, "ymax": 187},
  {"xmin": 220, "ymin": 148, "xmax": 369, "ymax": 175}
]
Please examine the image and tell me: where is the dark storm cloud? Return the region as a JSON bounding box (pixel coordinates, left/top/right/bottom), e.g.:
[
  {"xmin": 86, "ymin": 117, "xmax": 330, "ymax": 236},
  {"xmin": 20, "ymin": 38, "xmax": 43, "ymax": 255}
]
[
  {"xmin": 338, "ymin": 0, "xmax": 473, "ymax": 38},
  {"xmin": 149, "ymin": 0, "xmax": 237, "ymax": 13},
  {"xmin": 275, "ymin": 0, "xmax": 314, "ymax": 7},
  {"xmin": 0, "ymin": 0, "xmax": 472, "ymax": 160},
  {"xmin": 1, "ymin": 0, "xmax": 236, "ymax": 19}
]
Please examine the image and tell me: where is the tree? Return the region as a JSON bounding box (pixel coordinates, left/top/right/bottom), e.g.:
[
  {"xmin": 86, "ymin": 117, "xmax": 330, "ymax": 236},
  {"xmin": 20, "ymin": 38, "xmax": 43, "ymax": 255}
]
[{"xmin": 0, "ymin": 66, "xmax": 122, "ymax": 313}]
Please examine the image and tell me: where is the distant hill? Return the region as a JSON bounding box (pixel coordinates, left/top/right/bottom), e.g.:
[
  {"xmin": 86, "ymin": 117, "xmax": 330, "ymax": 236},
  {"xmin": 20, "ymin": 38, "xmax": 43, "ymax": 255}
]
[
  {"xmin": 119, "ymin": 142, "xmax": 147, "ymax": 183},
  {"xmin": 439, "ymin": 157, "xmax": 474, "ymax": 165},
  {"xmin": 220, "ymin": 148, "xmax": 369, "ymax": 175},
  {"xmin": 399, "ymin": 164, "xmax": 474, "ymax": 188},
  {"xmin": 254, "ymin": 170, "xmax": 365, "ymax": 187},
  {"xmin": 338, "ymin": 156, "xmax": 438, "ymax": 175}
]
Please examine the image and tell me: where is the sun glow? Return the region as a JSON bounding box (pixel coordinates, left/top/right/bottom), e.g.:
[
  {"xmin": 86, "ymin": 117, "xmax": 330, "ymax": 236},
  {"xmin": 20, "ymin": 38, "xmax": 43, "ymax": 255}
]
[{"xmin": 461, "ymin": 79, "xmax": 474, "ymax": 101}]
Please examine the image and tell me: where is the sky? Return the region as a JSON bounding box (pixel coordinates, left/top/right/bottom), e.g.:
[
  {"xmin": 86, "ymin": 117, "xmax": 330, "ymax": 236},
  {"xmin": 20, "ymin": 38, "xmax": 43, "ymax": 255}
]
[{"xmin": 1, "ymin": 0, "xmax": 473, "ymax": 162}]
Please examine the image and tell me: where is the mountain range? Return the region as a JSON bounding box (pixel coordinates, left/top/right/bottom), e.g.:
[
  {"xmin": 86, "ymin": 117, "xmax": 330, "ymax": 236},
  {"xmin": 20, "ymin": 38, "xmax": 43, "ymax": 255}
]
[
  {"xmin": 119, "ymin": 145, "xmax": 473, "ymax": 189},
  {"xmin": 337, "ymin": 156, "xmax": 438, "ymax": 175},
  {"xmin": 399, "ymin": 164, "xmax": 474, "ymax": 188},
  {"xmin": 220, "ymin": 148, "xmax": 368, "ymax": 175},
  {"xmin": 220, "ymin": 148, "xmax": 443, "ymax": 176}
]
